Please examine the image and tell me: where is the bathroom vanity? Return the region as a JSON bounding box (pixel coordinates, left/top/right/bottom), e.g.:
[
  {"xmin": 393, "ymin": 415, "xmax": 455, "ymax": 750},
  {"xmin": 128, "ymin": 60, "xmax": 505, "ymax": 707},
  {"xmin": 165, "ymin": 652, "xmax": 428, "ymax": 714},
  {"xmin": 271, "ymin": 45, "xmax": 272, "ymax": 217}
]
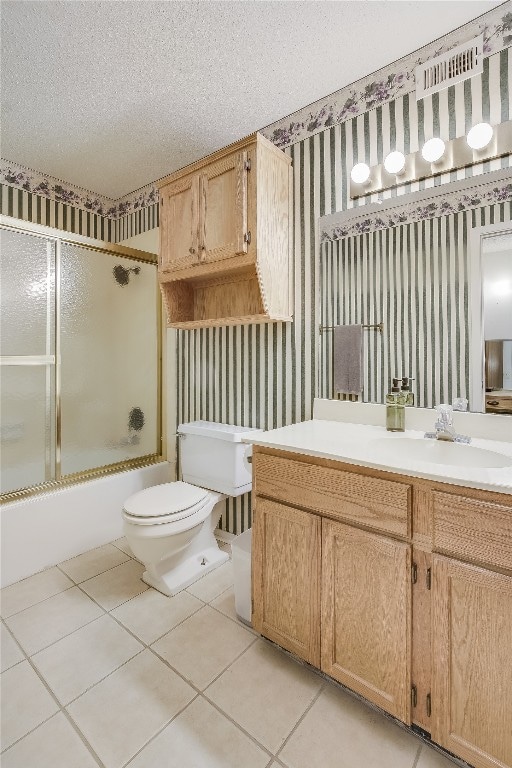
[{"xmin": 245, "ymin": 402, "xmax": 512, "ymax": 768}]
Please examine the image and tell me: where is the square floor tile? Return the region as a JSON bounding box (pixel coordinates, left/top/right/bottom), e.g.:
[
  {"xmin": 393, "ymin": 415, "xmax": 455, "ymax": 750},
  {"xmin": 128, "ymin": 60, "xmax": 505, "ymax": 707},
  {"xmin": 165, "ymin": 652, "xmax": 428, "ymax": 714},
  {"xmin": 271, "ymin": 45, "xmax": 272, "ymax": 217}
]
[
  {"xmin": 5, "ymin": 587, "xmax": 103, "ymax": 656},
  {"xmin": 32, "ymin": 615, "xmax": 143, "ymax": 704},
  {"xmin": 59, "ymin": 544, "xmax": 130, "ymax": 583},
  {"xmin": 210, "ymin": 586, "xmax": 237, "ymax": 620},
  {"xmin": 79, "ymin": 560, "xmax": 148, "ymax": 611},
  {"xmin": 112, "ymin": 588, "xmax": 203, "ymax": 646},
  {"xmin": 417, "ymin": 745, "xmax": 459, "ymax": 767},
  {"xmin": 205, "ymin": 639, "xmax": 323, "ymax": 753},
  {"xmin": 279, "ymin": 684, "xmax": 420, "ymax": 768},
  {"xmin": 1, "ymin": 660, "xmax": 59, "ymax": 750},
  {"xmin": 112, "ymin": 537, "xmax": 136, "ymax": 558},
  {"xmin": 210, "ymin": 586, "xmax": 254, "ymax": 630},
  {"xmin": 186, "ymin": 561, "xmax": 233, "ymax": 603},
  {"xmin": 1, "ymin": 623, "xmax": 24, "ymax": 672},
  {"xmin": 67, "ymin": 649, "xmax": 195, "ymax": 768},
  {"xmin": 0, "ymin": 568, "xmax": 73, "ymax": 618},
  {"xmin": 152, "ymin": 605, "xmax": 255, "ymax": 690},
  {"xmin": 1, "ymin": 712, "xmax": 99, "ymax": 768},
  {"xmin": 128, "ymin": 696, "xmax": 269, "ymax": 768}
]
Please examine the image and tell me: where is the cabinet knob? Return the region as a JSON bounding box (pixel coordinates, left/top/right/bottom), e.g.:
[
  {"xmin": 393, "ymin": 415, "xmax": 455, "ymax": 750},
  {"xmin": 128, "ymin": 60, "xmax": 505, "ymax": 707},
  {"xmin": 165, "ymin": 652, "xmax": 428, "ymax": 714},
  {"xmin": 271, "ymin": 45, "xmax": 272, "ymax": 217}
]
[{"xmin": 189, "ymin": 247, "xmax": 196, "ymax": 255}]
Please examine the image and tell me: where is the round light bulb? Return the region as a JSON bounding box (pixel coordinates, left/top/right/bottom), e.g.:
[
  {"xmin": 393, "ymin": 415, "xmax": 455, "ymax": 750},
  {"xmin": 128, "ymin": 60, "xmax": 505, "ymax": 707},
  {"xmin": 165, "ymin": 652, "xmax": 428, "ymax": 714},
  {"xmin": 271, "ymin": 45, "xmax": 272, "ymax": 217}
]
[
  {"xmin": 466, "ymin": 122, "xmax": 493, "ymax": 150},
  {"xmin": 384, "ymin": 151, "xmax": 406, "ymax": 175},
  {"xmin": 350, "ymin": 163, "xmax": 371, "ymax": 184},
  {"xmin": 421, "ymin": 137, "xmax": 446, "ymax": 163}
]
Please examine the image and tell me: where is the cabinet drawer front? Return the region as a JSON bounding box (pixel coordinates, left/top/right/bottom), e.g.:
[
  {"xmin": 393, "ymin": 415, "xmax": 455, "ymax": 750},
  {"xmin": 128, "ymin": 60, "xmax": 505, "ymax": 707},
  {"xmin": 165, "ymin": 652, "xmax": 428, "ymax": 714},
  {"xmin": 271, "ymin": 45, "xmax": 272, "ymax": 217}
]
[
  {"xmin": 254, "ymin": 453, "xmax": 411, "ymax": 537},
  {"xmin": 433, "ymin": 491, "xmax": 512, "ymax": 571}
]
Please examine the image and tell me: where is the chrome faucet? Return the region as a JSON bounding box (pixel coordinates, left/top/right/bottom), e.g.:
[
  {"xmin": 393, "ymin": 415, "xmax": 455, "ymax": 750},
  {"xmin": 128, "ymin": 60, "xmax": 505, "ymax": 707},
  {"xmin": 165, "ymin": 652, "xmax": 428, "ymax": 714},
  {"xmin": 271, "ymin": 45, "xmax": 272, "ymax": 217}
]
[
  {"xmin": 425, "ymin": 402, "xmax": 471, "ymax": 444},
  {"xmin": 434, "ymin": 405, "xmax": 458, "ymax": 441}
]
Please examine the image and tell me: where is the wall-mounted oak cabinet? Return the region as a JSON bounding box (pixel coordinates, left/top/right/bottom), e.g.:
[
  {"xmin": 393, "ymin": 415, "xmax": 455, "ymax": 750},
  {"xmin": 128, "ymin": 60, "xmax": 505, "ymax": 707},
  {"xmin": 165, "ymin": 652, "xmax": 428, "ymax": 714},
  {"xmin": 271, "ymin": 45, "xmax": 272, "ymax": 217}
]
[{"xmin": 158, "ymin": 133, "xmax": 292, "ymax": 329}]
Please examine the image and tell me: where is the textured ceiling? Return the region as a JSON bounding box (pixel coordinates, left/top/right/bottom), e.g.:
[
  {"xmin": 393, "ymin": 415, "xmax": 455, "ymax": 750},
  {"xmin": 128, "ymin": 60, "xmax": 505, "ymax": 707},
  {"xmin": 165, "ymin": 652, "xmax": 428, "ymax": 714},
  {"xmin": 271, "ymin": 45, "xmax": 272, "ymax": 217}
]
[{"xmin": 1, "ymin": 1, "xmax": 502, "ymax": 199}]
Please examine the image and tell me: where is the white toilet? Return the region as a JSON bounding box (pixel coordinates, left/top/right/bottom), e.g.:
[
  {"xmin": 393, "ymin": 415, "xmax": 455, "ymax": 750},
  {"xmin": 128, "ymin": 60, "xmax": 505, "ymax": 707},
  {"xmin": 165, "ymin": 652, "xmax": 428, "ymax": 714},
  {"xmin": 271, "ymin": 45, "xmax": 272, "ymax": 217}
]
[{"xmin": 122, "ymin": 421, "xmax": 260, "ymax": 597}]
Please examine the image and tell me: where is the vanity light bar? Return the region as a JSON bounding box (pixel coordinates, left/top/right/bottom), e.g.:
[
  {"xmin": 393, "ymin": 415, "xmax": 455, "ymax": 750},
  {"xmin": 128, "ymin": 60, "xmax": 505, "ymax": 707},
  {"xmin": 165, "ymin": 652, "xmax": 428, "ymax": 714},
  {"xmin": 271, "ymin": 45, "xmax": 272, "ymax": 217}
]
[{"xmin": 349, "ymin": 120, "xmax": 512, "ymax": 199}]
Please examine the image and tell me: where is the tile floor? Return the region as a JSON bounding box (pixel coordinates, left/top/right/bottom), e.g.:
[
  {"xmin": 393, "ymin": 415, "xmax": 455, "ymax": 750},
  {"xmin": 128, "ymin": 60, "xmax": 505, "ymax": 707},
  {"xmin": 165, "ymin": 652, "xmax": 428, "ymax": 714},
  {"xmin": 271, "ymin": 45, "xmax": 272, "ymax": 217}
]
[{"xmin": 1, "ymin": 537, "xmax": 460, "ymax": 768}]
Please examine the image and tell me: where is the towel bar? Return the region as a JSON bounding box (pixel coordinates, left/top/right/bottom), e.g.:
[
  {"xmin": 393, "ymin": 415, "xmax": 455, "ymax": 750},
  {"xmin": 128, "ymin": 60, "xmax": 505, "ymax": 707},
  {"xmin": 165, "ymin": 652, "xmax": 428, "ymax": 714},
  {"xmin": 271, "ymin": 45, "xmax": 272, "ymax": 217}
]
[{"xmin": 319, "ymin": 322, "xmax": 383, "ymax": 333}]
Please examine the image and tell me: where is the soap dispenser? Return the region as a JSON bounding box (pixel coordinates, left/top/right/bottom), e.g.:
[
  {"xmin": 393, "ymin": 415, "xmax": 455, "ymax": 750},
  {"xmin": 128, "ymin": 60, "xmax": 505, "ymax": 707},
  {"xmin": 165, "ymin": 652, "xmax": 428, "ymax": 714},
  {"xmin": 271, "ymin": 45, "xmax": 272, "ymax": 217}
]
[
  {"xmin": 386, "ymin": 378, "xmax": 406, "ymax": 432},
  {"xmin": 401, "ymin": 377, "xmax": 415, "ymax": 407}
]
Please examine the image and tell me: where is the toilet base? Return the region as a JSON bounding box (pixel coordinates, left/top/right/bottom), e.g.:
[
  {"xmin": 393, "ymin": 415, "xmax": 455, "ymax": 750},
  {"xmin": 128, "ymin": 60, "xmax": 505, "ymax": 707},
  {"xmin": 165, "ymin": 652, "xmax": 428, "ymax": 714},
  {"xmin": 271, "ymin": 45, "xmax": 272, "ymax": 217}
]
[{"xmin": 142, "ymin": 545, "xmax": 229, "ymax": 597}]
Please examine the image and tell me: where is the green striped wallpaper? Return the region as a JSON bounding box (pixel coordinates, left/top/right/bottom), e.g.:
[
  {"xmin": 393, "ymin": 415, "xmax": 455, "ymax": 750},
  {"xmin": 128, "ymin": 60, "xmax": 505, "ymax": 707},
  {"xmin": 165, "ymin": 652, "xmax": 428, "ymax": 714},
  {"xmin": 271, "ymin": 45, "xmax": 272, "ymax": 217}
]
[
  {"xmin": 0, "ymin": 183, "xmax": 158, "ymax": 244},
  {"xmin": 0, "ymin": 183, "xmax": 113, "ymax": 240},
  {"xmin": 115, "ymin": 203, "xmax": 159, "ymax": 243}
]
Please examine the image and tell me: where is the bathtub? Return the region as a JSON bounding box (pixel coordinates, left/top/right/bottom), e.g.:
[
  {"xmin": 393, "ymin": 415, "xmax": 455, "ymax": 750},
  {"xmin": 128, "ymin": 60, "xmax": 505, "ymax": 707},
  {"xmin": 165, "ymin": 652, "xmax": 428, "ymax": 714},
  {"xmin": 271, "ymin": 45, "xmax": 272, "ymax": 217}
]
[{"xmin": 0, "ymin": 460, "xmax": 171, "ymax": 588}]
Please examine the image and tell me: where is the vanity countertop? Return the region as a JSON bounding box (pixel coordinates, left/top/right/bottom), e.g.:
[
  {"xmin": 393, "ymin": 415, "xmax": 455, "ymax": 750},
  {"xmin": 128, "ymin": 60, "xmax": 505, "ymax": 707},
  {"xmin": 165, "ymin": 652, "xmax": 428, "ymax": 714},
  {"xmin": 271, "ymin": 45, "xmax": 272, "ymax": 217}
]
[{"xmin": 243, "ymin": 418, "xmax": 512, "ymax": 495}]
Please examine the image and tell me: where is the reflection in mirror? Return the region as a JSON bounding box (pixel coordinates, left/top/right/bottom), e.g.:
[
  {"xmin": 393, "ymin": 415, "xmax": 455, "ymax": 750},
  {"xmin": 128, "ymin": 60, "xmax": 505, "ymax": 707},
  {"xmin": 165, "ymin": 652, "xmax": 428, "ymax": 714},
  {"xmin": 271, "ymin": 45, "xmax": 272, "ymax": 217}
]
[
  {"xmin": 319, "ymin": 171, "xmax": 512, "ymax": 414},
  {"xmin": 482, "ymin": 232, "xmax": 512, "ymax": 414},
  {"xmin": 318, "ymin": 218, "xmax": 472, "ymax": 411}
]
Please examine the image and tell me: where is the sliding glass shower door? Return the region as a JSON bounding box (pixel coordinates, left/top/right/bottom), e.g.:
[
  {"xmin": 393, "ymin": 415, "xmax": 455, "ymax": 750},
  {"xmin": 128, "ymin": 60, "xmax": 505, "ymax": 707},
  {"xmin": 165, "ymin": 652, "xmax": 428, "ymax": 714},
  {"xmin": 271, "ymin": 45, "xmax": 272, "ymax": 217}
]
[
  {"xmin": 59, "ymin": 242, "xmax": 159, "ymax": 476},
  {"xmin": 1, "ymin": 222, "xmax": 160, "ymax": 498},
  {"xmin": 1, "ymin": 229, "xmax": 56, "ymax": 493}
]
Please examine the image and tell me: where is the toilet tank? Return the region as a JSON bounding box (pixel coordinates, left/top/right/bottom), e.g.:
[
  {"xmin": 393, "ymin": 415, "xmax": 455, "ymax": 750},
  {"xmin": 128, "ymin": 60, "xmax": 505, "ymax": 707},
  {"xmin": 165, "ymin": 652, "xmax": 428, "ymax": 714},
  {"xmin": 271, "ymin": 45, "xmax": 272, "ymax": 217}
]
[{"xmin": 178, "ymin": 421, "xmax": 262, "ymax": 497}]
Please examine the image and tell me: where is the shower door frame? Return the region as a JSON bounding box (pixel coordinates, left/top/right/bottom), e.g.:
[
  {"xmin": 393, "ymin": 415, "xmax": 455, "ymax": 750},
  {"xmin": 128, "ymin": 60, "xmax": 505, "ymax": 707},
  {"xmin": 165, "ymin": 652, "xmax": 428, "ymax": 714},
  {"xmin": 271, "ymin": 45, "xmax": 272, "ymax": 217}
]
[{"xmin": 1, "ymin": 215, "xmax": 164, "ymax": 502}]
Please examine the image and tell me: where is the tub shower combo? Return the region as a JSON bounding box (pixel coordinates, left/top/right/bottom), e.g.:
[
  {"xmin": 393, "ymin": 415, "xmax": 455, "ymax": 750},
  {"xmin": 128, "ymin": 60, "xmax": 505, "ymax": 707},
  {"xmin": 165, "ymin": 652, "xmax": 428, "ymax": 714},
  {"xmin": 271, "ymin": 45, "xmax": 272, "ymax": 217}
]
[{"xmin": 0, "ymin": 220, "xmax": 161, "ymax": 501}]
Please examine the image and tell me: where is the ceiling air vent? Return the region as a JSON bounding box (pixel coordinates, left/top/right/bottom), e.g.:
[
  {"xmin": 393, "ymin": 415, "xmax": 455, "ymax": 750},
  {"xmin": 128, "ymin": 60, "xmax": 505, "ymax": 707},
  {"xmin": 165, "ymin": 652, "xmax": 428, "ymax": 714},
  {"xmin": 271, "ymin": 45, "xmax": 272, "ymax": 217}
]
[{"xmin": 415, "ymin": 34, "xmax": 484, "ymax": 100}]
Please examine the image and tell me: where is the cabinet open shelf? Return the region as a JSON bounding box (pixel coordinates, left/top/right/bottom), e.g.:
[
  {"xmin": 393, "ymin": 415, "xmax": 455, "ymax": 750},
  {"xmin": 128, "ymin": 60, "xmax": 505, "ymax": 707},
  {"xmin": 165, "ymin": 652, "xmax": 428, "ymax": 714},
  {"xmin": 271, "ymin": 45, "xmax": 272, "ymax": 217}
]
[{"xmin": 160, "ymin": 265, "xmax": 292, "ymax": 329}]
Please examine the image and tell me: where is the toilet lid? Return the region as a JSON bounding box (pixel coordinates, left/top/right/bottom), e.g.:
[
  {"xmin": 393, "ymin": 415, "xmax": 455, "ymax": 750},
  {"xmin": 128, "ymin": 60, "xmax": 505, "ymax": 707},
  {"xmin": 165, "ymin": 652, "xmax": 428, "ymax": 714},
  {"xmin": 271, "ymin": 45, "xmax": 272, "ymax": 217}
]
[{"xmin": 123, "ymin": 481, "xmax": 209, "ymax": 519}]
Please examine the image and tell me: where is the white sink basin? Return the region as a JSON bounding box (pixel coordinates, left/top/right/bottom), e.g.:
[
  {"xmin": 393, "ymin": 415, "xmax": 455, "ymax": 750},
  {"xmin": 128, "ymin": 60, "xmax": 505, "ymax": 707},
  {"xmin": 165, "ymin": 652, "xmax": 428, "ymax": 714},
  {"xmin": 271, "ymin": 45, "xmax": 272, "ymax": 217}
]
[{"xmin": 369, "ymin": 437, "xmax": 512, "ymax": 469}]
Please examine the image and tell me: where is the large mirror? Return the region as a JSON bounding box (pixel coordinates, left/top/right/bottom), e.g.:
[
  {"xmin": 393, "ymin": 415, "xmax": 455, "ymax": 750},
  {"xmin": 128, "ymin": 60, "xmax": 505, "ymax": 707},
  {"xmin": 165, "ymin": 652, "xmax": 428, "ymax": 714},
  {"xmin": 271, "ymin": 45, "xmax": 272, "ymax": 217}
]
[{"xmin": 318, "ymin": 169, "xmax": 512, "ymax": 414}]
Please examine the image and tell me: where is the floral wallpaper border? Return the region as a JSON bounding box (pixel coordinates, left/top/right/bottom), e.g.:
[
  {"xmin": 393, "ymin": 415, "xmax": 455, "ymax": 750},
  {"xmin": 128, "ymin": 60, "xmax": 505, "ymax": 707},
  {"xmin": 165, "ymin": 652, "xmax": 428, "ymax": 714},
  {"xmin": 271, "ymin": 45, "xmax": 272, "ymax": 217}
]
[
  {"xmin": 113, "ymin": 185, "xmax": 160, "ymax": 218},
  {"xmin": 1, "ymin": 4, "xmax": 510, "ymax": 218},
  {"xmin": 262, "ymin": 3, "xmax": 512, "ymax": 149},
  {"xmin": 0, "ymin": 160, "xmax": 160, "ymax": 220},
  {"xmin": 321, "ymin": 172, "xmax": 512, "ymax": 242},
  {"xmin": 0, "ymin": 161, "xmax": 114, "ymax": 216}
]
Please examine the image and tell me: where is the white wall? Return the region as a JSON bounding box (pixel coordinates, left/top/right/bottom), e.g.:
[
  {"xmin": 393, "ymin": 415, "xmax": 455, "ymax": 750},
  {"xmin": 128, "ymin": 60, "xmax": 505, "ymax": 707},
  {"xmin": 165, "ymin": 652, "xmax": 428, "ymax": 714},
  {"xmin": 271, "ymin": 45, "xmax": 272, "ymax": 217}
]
[
  {"xmin": 119, "ymin": 229, "xmax": 158, "ymax": 254},
  {"xmin": 483, "ymin": 246, "xmax": 512, "ymax": 341}
]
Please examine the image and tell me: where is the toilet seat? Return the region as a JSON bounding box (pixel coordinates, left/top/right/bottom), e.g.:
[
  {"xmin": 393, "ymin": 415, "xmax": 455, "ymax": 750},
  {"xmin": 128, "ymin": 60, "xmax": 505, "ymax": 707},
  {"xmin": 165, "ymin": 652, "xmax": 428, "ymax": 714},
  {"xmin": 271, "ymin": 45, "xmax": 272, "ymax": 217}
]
[{"xmin": 122, "ymin": 481, "xmax": 210, "ymax": 526}]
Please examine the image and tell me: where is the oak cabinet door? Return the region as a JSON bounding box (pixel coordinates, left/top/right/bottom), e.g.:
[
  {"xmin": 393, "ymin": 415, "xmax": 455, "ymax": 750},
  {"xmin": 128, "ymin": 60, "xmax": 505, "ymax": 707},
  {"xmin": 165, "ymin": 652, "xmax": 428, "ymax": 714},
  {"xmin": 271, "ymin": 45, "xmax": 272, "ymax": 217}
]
[
  {"xmin": 252, "ymin": 498, "xmax": 321, "ymax": 666},
  {"xmin": 321, "ymin": 519, "xmax": 411, "ymax": 723},
  {"xmin": 432, "ymin": 556, "xmax": 512, "ymax": 768},
  {"xmin": 159, "ymin": 175, "xmax": 199, "ymax": 272},
  {"xmin": 198, "ymin": 151, "xmax": 249, "ymax": 265}
]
